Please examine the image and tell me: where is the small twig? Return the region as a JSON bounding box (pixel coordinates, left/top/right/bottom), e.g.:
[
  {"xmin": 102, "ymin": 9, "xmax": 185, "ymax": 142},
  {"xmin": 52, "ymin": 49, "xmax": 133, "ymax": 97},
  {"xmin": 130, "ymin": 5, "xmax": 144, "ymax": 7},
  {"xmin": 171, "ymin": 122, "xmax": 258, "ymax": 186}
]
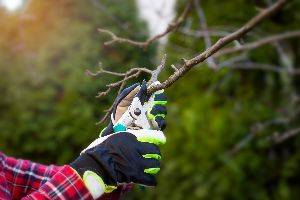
[
  {"xmin": 88, "ymin": 0, "xmax": 128, "ymax": 30},
  {"xmin": 194, "ymin": 0, "xmax": 218, "ymax": 68},
  {"xmin": 216, "ymin": 53, "xmax": 248, "ymax": 67},
  {"xmin": 96, "ymin": 106, "xmax": 112, "ymax": 125},
  {"xmin": 263, "ymin": 0, "xmax": 295, "ymax": 77},
  {"xmin": 98, "ymin": 0, "xmax": 193, "ymax": 49},
  {"xmin": 87, "ymin": 63, "xmax": 152, "ymax": 78},
  {"xmin": 274, "ymin": 42, "xmax": 294, "ymax": 74},
  {"xmin": 95, "ymin": 71, "xmax": 142, "ymax": 99},
  {"xmin": 224, "ymin": 62, "xmax": 285, "ymax": 73},
  {"xmin": 171, "ymin": 64, "xmax": 179, "ymax": 71},
  {"xmin": 106, "ymin": 71, "xmax": 141, "ymax": 88},
  {"xmin": 228, "ymin": 108, "xmax": 300, "ymax": 155},
  {"xmin": 94, "ymin": 54, "xmax": 168, "ymax": 124},
  {"xmin": 96, "ymin": 87, "xmax": 112, "ymax": 99},
  {"xmin": 148, "ymin": 54, "xmax": 167, "ymax": 84},
  {"xmin": 86, "ymin": 63, "xmax": 152, "ymax": 105},
  {"xmin": 96, "ymin": 74, "xmax": 129, "ymax": 124},
  {"xmin": 266, "ymin": 128, "xmax": 300, "ymax": 144},
  {"xmin": 97, "ymin": 29, "xmax": 148, "ymax": 47},
  {"xmin": 180, "ymin": 29, "xmax": 230, "ymax": 38},
  {"xmin": 94, "ymin": 0, "xmax": 291, "ymax": 125},
  {"xmin": 226, "ymin": 62, "xmax": 300, "ymax": 76},
  {"xmin": 215, "ymin": 30, "xmax": 300, "ymax": 57},
  {"xmin": 86, "ymin": 62, "xmax": 127, "ymax": 77}
]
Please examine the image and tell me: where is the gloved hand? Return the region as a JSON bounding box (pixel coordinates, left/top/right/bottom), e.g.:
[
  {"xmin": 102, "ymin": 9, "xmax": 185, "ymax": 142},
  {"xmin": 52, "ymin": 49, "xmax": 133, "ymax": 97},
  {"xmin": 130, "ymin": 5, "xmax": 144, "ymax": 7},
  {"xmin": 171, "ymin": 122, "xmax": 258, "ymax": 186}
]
[
  {"xmin": 147, "ymin": 84, "xmax": 167, "ymax": 131},
  {"xmin": 100, "ymin": 82, "xmax": 167, "ymax": 137},
  {"xmin": 71, "ymin": 129, "xmax": 166, "ymax": 199}
]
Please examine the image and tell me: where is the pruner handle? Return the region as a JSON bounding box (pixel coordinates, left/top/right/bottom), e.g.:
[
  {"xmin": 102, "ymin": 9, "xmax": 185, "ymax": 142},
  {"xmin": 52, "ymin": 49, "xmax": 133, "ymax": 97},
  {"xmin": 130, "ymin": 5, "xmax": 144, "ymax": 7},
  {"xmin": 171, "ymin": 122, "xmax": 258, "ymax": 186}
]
[{"xmin": 113, "ymin": 110, "xmax": 133, "ymax": 132}]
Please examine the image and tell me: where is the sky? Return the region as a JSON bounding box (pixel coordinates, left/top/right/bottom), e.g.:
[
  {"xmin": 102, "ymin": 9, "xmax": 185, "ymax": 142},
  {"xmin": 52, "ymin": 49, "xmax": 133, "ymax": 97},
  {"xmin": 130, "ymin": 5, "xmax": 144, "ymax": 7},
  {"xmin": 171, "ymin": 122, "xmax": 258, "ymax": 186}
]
[{"xmin": 0, "ymin": 0, "xmax": 23, "ymax": 11}]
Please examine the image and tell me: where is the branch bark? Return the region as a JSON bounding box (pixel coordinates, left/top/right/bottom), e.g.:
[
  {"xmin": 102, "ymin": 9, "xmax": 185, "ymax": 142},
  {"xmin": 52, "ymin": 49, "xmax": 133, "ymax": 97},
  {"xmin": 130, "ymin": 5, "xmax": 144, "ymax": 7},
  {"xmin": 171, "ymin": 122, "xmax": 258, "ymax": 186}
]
[
  {"xmin": 228, "ymin": 107, "xmax": 300, "ymax": 155},
  {"xmin": 89, "ymin": 55, "xmax": 167, "ymax": 123},
  {"xmin": 268, "ymin": 128, "xmax": 300, "ymax": 144},
  {"xmin": 147, "ymin": 0, "xmax": 289, "ymax": 94},
  {"xmin": 193, "ymin": 0, "xmax": 217, "ymax": 68},
  {"xmin": 215, "ymin": 30, "xmax": 300, "ymax": 57},
  {"xmin": 98, "ymin": 0, "xmax": 193, "ymax": 48}
]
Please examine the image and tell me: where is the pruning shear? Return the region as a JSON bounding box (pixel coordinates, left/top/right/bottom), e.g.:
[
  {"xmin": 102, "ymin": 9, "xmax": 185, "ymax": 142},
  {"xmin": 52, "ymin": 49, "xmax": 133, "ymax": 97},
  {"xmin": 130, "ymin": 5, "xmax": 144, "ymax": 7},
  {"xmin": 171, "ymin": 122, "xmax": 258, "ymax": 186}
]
[{"xmin": 113, "ymin": 80, "xmax": 157, "ymax": 132}]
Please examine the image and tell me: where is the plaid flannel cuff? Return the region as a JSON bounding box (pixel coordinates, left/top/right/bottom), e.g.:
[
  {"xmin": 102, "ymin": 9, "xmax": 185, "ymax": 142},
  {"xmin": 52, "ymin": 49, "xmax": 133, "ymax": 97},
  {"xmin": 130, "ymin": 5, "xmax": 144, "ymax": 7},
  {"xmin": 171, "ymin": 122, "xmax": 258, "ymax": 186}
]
[{"xmin": 27, "ymin": 165, "xmax": 93, "ymax": 200}]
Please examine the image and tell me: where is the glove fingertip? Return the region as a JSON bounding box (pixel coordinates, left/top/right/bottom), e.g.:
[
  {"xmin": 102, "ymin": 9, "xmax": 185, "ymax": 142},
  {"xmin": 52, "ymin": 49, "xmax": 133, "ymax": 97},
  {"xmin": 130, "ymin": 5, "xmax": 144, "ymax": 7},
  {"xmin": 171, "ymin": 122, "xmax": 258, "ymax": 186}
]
[
  {"xmin": 144, "ymin": 168, "xmax": 160, "ymax": 175},
  {"xmin": 158, "ymin": 118, "xmax": 167, "ymax": 131}
]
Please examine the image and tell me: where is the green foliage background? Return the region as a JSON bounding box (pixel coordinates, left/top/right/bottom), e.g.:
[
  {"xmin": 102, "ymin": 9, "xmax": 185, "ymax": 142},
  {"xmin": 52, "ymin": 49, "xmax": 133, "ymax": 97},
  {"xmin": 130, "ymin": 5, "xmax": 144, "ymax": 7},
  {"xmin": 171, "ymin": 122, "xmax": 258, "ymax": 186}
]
[
  {"xmin": 0, "ymin": 0, "xmax": 154, "ymax": 164},
  {"xmin": 1, "ymin": 0, "xmax": 300, "ymax": 199}
]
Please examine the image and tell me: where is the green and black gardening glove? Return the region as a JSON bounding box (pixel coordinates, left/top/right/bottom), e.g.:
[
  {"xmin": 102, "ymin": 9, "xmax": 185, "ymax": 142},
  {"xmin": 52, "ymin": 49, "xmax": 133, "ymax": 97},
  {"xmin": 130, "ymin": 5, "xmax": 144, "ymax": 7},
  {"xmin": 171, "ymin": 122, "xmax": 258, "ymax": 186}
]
[
  {"xmin": 71, "ymin": 82, "xmax": 168, "ymax": 199},
  {"xmin": 71, "ymin": 129, "xmax": 166, "ymax": 199}
]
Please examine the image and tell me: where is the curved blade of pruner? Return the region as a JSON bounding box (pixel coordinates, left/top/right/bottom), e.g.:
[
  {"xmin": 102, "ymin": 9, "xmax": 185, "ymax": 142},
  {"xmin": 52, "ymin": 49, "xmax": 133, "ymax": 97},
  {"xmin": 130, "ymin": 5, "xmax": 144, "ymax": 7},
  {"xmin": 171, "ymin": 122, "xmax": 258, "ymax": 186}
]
[
  {"xmin": 113, "ymin": 80, "xmax": 157, "ymax": 131},
  {"xmin": 136, "ymin": 80, "xmax": 151, "ymax": 105}
]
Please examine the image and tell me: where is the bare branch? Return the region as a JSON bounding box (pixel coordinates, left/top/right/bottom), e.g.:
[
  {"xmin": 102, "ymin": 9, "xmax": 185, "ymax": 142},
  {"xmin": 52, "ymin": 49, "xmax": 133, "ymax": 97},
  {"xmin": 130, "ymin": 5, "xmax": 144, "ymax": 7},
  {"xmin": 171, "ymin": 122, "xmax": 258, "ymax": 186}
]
[
  {"xmin": 226, "ymin": 61, "xmax": 300, "ymax": 75},
  {"xmin": 96, "ymin": 74, "xmax": 129, "ymax": 124},
  {"xmin": 171, "ymin": 64, "xmax": 179, "ymax": 72},
  {"xmin": 86, "ymin": 63, "xmax": 153, "ymax": 107},
  {"xmin": 105, "ymin": 71, "xmax": 141, "ymax": 88},
  {"xmin": 86, "ymin": 62, "xmax": 127, "ymax": 77},
  {"xmin": 147, "ymin": 0, "xmax": 289, "ymax": 94},
  {"xmin": 148, "ymin": 54, "xmax": 167, "ymax": 84},
  {"xmin": 95, "ymin": 0, "xmax": 292, "ymax": 125},
  {"xmin": 95, "ymin": 87, "xmax": 112, "ymax": 99},
  {"xmin": 180, "ymin": 29, "xmax": 230, "ymax": 38},
  {"xmin": 87, "ymin": 63, "xmax": 152, "ymax": 78},
  {"xmin": 98, "ymin": 0, "xmax": 193, "ymax": 48},
  {"xmin": 215, "ymin": 30, "xmax": 300, "ymax": 57},
  {"xmin": 274, "ymin": 42, "xmax": 294, "ymax": 74},
  {"xmin": 225, "ymin": 62, "xmax": 284, "ymax": 73},
  {"xmin": 88, "ymin": 0, "xmax": 128, "ymax": 30},
  {"xmin": 194, "ymin": 0, "xmax": 218, "ymax": 68},
  {"xmin": 266, "ymin": 128, "xmax": 300, "ymax": 144},
  {"xmin": 97, "ymin": 29, "xmax": 148, "ymax": 47},
  {"xmin": 96, "ymin": 72, "xmax": 140, "ymax": 123},
  {"xmin": 229, "ymin": 107, "xmax": 300, "ymax": 155},
  {"xmin": 94, "ymin": 55, "xmax": 168, "ymax": 124},
  {"xmin": 263, "ymin": 0, "xmax": 294, "ymax": 74},
  {"xmin": 95, "ymin": 71, "xmax": 142, "ymax": 99}
]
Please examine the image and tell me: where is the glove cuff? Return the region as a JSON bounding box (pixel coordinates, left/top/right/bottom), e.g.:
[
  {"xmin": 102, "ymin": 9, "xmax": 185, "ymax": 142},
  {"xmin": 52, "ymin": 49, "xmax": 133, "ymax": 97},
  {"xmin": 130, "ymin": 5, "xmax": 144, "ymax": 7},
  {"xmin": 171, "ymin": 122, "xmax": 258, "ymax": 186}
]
[
  {"xmin": 82, "ymin": 170, "xmax": 117, "ymax": 199},
  {"xmin": 70, "ymin": 153, "xmax": 116, "ymax": 186}
]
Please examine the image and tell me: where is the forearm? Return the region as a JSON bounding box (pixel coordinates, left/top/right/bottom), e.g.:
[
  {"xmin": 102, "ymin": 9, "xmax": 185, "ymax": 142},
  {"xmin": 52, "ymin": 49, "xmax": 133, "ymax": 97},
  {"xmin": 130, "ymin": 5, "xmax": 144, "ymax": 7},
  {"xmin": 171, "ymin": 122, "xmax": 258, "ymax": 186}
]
[
  {"xmin": 1, "ymin": 152, "xmax": 126, "ymax": 199},
  {"xmin": 1, "ymin": 153, "xmax": 93, "ymax": 199},
  {"xmin": 22, "ymin": 165, "xmax": 93, "ymax": 200},
  {"xmin": 3, "ymin": 154, "xmax": 60, "ymax": 198},
  {"xmin": 22, "ymin": 165, "xmax": 130, "ymax": 200}
]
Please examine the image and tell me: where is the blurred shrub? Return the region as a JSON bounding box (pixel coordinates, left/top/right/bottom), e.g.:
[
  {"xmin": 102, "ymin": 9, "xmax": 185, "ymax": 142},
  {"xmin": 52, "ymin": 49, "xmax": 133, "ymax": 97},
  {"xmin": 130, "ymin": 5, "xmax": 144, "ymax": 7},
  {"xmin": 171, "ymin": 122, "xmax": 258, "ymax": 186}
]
[{"xmin": 0, "ymin": 0, "xmax": 155, "ymax": 164}]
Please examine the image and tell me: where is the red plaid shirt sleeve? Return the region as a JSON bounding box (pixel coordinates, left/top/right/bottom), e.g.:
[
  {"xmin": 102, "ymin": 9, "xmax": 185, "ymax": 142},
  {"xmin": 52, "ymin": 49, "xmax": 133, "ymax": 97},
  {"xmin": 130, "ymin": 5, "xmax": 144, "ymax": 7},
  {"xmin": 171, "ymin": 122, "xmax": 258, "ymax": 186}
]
[{"xmin": 0, "ymin": 152, "xmax": 130, "ymax": 200}]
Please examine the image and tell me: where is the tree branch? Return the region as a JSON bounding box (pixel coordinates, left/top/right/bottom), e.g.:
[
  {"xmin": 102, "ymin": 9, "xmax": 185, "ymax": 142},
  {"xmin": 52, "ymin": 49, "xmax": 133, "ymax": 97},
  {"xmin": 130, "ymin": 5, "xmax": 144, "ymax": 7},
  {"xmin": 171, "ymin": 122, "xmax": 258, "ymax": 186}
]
[
  {"xmin": 180, "ymin": 28, "xmax": 230, "ymax": 38},
  {"xmin": 226, "ymin": 62, "xmax": 283, "ymax": 72},
  {"xmin": 194, "ymin": 0, "xmax": 218, "ymax": 68},
  {"xmin": 224, "ymin": 62, "xmax": 300, "ymax": 75},
  {"xmin": 147, "ymin": 0, "xmax": 289, "ymax": 94},
  {"xmin": 96, "ymin": 74, "xmax": 129, "ymax": 125},
  {"xmin": 98, "ymin": 0, "xmax": 193, "ymax": 48},
  {"xmin": 267, "ymin": 127, "xmax": 300, "ymax": 144},
  {"xmin": 90, "ymin": 55, "xmax": 167, "ymax": 123},
  {"xmin": 148, "ymin": 54, "xmax": 167, "ymax": 84},
  {"xmin": 215, "ymin": 30, "xmax": 300, "ymax": 57},
  {"xmin": 94, "ymin": 0, "xmax": 291, "ymax": 125},
  {"xmin": 88, "ymin": 0, "xmax": 128, "ymax": 30},
  {"xmin": 228, "ymin": 107, "xmax": 300, "ymax": 155}
]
